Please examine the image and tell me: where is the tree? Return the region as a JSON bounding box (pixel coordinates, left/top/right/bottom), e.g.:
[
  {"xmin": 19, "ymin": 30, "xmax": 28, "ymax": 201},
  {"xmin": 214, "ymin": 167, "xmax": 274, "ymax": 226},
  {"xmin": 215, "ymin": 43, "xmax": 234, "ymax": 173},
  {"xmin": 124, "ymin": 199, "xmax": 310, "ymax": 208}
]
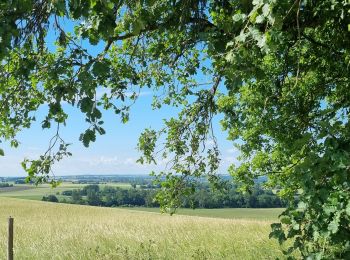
[
  {"xmin": 86, "ymin": 186, "xmax": 101, "ymax": 206},
  {"xmin": 0, "ymin": 182, "xmax": 12, "ymax": 188},
  {"xmin": 71, "ymin": 189, "xmax": 82, "ymax": 204},
  {"xmin": 0, "ymin": 0, "xmax": 349, "ymax": 258},
  {"xmin": 42, "ymin": 194, "xmax": 59, "ymax": 203}
]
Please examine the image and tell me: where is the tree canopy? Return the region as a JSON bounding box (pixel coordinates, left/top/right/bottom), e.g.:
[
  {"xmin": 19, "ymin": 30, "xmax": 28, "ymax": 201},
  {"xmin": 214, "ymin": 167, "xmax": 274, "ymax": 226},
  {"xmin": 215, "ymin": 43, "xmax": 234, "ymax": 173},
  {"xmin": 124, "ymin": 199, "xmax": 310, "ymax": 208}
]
[{"xmin": 1, "ymin": 0, "xmax": 350, "ymax": 258}]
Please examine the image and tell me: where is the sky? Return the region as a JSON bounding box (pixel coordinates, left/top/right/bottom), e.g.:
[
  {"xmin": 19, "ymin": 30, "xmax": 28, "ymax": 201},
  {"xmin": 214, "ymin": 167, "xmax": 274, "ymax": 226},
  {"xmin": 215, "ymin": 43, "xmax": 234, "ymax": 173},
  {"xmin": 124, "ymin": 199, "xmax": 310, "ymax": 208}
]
[
  {"xmin": 0, "ymin": 17, "xmax": 240, "ymax": 177},
  {"xmin": 0, "ymin": 91, "xmax": 239, "ymax": 177}
]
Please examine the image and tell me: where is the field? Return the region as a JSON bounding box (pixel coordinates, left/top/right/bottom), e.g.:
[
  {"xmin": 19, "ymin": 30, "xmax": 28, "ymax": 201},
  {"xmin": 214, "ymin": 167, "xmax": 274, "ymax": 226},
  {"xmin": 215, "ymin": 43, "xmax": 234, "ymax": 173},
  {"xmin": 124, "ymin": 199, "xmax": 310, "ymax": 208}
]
[
  {"xmin": 0, "ymin": 182, "xmax": 284, "ymax": 221},
  {"xmin": 0, "ymin": 182, "xmax": 131, "ymax": 200},
  {"xmin": 130, "ymin": 207, "xmax": 283, "ymax": 221},
  {"xmin": 0, "ymin": 197, "xmax": 290, "ymax": 259}
]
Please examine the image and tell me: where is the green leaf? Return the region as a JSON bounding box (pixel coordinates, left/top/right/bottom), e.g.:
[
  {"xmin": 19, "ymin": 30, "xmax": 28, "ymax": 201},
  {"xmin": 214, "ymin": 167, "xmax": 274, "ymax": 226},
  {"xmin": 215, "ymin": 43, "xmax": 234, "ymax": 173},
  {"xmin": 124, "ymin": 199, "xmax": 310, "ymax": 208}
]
[
  {"xmin": 262, "ymin": 4, "xmax": 270, "ymax": 17},
  {"xmin": 324, "ymin": 205, "xmax": 337, "ymax": 215},
  {"xmin": 92, "ymin": 60, "xmax": 110, "ymax": 77},
  {"xmin": 80, "ymin": 97, "xmax": 93, "ymax": 113},
  {"xmin": 346, "ymin": 202, "xmax": 350, "ymax": 216},
  {"xmin": 280, "ymin": 216, "xmax": 292, "ymax": 224},
  {"xmin": 328, "ymin": 219, "xmax": 339, "ymax": 234},
  {"xmin": 292, "ymin": 223, "xmax": 300, "ymax": 230},
  {"xmin": 232, "ymin": 13, "xmax": 246, "ymax": 22},
  {"xmin": 10, "ymin": 140, "xmax": 19, "ymax": 148},
  {"xmin": 79, "ymin": 129, "xmax": 96, "ymax": 147},
  {"xmin": 255, "ymin": 15, "xmax": 264, "ymax": 24},
  {"xmin": 131, "ymin": 19, "xmax": 144, "ymax": 35},
  {"xmin": 0, "ymin": 149, "xmax": 4, "ymax": 156},
  {"xmin": 297, "ymin": 201, "xmax": 307, "ymax": 211}
]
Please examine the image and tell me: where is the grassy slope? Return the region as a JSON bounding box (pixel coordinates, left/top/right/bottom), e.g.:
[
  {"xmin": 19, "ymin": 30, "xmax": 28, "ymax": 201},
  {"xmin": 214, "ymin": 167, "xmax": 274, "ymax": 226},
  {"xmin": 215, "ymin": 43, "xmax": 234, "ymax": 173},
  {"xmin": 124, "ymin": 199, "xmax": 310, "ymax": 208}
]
[
  {"xmin": 0, "ymin": 197, "xmax": 288, "ymax": 259},
  {"xmin": 130, "ymin": 207, "xmax": 284, "ymax": 221}
]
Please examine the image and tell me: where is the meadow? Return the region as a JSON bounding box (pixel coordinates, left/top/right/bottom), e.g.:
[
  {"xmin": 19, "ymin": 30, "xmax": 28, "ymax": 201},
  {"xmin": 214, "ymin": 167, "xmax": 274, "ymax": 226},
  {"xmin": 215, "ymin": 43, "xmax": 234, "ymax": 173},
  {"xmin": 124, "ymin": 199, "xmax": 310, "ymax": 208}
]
[
  {"xmin": 130, "ymin": 207, "xmax": 283, "ymax": 221},
  {"xmin": 0, "ymin": 182, "xmax": 284, "ymax": 220},
  {"xmin": 0, "ymin": 182, "xmax": 131, "ymax": 201},
  {"xmin": 0, "ymin": 197, "xmax": 289, "ymax": 259}
]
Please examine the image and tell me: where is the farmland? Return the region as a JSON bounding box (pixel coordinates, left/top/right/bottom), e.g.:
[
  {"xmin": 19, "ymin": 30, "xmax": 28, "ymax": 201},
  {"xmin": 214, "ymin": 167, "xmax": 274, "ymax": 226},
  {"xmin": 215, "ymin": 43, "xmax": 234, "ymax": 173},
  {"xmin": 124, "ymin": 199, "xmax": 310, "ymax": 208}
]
[
  {"xmin": 0, "ymin": 182, "xmax": 131, "ymax": 201},
  {"xmin": 0, "ymin": 197, "xmax": 290, "ymax": 259},
  {"xmin": 130, "ymin": 207, "xmax": 283, "ymax": 221},
  {"xmin": 0, "ymin": 181, "xmax": 285, "ymax": 221},
  {"xmin": 0, "ymin": 179, "xmax": 290, "ymax": 258},
  {"xmin": 0, "ymin": 177, "xmax": 286, "ymax": 211}
]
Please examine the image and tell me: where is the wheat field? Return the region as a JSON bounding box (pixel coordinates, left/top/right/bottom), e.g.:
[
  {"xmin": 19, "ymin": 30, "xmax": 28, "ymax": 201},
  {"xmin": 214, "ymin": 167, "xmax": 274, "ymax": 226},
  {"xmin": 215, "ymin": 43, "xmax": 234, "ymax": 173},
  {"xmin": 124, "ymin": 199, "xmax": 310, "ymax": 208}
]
[{"xmin": 0, "ymin": 197, "xmax": 287, "ymax": 259}]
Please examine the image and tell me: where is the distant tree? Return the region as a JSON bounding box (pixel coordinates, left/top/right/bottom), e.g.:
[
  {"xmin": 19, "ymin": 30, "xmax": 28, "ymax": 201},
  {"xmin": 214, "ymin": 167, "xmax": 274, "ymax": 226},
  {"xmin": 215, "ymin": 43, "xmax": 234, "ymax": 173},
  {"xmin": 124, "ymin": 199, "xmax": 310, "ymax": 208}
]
[
  {"xmin": 145, "ymin": 190, "xmax": 159, "ymax": 207},
  {"xmin": 85, "ymin": 185, "xmax": 101, "ymax": 206},
  {"xmin": 127, "ymin": 189, "xmax": 145, "ymax": 206},
  {"xmin": 61, "ymin": 190, "xmax": 72, "ymax": 196},
  {"xmin": 83, "ymin": 184, "xmax": 100, "ymax": 194},
  {"xmin": 42, "ymin": 195, "xmax": 58, "ymax": 203},
  {"xmin": 71, "ymin": 189, "xmax": 82, "ymax": 204},
  {"xmin": 0, "ymin": 183, "xmax": 12, "ymax": 188},
  {"xmin": 86, "ymin": 191, "xmax": 101, "ymax": 206},
  {"xmin": 257, "ymin": 194, "xmax": 273, "ymax": 208}
]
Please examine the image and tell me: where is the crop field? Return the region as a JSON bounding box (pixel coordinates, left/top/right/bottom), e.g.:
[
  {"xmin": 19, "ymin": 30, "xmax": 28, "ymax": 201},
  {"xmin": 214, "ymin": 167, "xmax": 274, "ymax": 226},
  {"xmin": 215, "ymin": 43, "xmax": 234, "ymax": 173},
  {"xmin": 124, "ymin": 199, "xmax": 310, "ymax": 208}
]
[
  {"xmin": 130, "ymin": 207, "xmax": 284, "ymax": 221},
  {"xmin": 0, "ymin": 185, "xmax": 33, "ymax": 193},
  {"xmin": 0, "ymin": 183, "xmax": 285, "ymax": 221},
  {"xmin": 0, "ymin": 197, "xmax": 290, "ymax": 259},
  {"xmin": 0, "ymin": 182, "xmax": 131, "ymax": 201}
]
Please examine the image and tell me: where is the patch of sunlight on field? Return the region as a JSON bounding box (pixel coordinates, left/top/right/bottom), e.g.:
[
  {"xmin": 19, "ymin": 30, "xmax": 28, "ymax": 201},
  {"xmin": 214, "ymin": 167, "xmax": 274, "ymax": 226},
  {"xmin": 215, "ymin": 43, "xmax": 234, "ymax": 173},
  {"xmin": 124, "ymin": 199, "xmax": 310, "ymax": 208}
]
[{"xmin": 0, "ymin": 197, "xmax": 290, "ymax": 259}]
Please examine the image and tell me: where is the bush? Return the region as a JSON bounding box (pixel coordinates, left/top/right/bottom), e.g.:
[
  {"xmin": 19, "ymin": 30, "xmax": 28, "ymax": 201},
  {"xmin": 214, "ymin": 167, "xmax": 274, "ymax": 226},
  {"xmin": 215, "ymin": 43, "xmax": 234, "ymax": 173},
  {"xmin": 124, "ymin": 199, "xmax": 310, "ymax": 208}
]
[
  {"xmin": 61, "ymin": 190, "xmax": 72, "ymax": 196},
  {"xmin": 0, "ymin": 183, "xmax": 13, "ymax": 188},
  {"xmin": 42, "ymin": 195, "xmax": 59, "ymax": 203}
]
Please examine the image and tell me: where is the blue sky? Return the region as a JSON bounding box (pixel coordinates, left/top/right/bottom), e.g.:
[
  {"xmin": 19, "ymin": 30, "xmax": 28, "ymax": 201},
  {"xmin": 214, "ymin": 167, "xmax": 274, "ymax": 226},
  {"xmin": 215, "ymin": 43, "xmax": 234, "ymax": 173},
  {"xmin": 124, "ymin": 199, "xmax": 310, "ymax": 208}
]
[
  {"xmin": 0, "ymin": 91, "xmax": 239, "ymax": 176},
  {"xmin": 0, "ymin": 18, "xmax": 240, "ymax": 177}
]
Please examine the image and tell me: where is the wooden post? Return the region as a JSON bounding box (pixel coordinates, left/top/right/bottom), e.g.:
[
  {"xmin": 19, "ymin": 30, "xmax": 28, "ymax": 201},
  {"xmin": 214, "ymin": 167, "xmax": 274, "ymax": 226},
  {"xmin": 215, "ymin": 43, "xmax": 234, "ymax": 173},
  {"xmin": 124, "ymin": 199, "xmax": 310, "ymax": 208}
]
[{"xmin": 8, "ymin": 217, "xmax": 13, "ymax": 260}]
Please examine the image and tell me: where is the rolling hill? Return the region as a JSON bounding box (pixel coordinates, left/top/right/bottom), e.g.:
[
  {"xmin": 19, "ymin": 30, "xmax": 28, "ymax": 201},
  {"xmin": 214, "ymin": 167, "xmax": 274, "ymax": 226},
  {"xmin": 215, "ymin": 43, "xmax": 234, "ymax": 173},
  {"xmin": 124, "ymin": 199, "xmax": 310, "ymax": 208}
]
[{"xmin": 0, "ymin": 197, "xmax": 288, "ymax": 259}]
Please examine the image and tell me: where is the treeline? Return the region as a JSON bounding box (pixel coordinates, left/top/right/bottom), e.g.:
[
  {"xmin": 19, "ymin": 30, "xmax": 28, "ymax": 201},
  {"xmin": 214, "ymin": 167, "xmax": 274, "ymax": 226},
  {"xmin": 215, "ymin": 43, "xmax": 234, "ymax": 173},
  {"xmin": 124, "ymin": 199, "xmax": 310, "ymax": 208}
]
[
  {"xmin": 0, "ymin": 182, "xmax": 13, "ymax": 188},
  {"xmin": 64, "ymin": 175, "xmax": 156, "ymax": 186},
  {"xmin": 43, "ymin": 184, "xmax": 286, "ymax": 208},
  {"xmin": 183, "ymin": 186, "xmax": 286, "ymax": 208},
  {"xmin": 61, "ymin": 185, "xmax": 158, "ymax": 207}
]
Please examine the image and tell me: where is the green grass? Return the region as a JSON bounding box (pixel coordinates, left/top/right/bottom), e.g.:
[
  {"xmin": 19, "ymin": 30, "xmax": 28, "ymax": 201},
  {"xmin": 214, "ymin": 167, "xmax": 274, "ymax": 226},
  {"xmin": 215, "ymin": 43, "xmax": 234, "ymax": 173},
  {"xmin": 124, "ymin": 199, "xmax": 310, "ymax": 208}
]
[
  {"xmin": 129, "ymin": 207, "xmax": 284, "ymax": 221},
  {"xmin": 0, "ymin": 183, "xmax": 284, "ymax": 221},
  {"xmin": 0, "ymin": 182, "xmax": 131, "ymax": 201},
  {"xmin": 0, "ymin": 197, "xmax": 290, "ymax": 259},
  {"xmin": 0, "ymin": 185, "xmax": 34, "ymax": 193}
]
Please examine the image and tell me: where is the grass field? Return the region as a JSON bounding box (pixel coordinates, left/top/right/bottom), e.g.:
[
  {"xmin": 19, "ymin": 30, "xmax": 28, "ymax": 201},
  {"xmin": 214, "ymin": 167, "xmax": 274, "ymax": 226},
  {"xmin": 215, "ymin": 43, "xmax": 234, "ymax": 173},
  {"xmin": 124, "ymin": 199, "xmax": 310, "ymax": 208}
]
[
  {"xmin": 0, "ymin": 182, "xmax": 131, "ymax": 201},
  {"xmin": 130, "ymin": 207, "xmax": 284, "ymax": 221},
  {"xmin": 0, "ymin": 197, "xmax": 289, "ymax": 259},
  {"xmin": 0, "ymin": 182, "xmax": 284, "ymax": 222}
]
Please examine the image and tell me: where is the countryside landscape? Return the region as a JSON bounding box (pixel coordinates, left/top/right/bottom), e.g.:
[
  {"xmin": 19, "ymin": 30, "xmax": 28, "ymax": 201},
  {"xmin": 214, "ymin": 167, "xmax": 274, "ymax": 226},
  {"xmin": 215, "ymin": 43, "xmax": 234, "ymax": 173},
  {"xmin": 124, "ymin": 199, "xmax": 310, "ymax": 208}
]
[
  {"xmin": 1, "ymin": 176, "xmax": 287, "ymax": 259},
  {"xmin": 1, "ymin": 0, "xmax": 349, "ymax": 259}
]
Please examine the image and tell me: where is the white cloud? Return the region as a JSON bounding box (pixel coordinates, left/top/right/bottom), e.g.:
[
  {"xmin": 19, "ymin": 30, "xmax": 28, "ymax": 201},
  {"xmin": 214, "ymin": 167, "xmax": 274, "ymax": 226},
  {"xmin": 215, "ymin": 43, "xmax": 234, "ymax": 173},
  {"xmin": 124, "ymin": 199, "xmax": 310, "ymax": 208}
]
[
  {"xmin": 50, "ymin": 153, "xmax": 167, "ymax": 176},
  {"xmin": 226, "ymin": 147, "xmax": 239, "ymax": 154},
  {"xmin": 223, "ymin": 156, "xmax": 239, "ymax": 165},
  {"xmin": 0, "ymin": 143, "xmax": 241, "ymax": 177}
]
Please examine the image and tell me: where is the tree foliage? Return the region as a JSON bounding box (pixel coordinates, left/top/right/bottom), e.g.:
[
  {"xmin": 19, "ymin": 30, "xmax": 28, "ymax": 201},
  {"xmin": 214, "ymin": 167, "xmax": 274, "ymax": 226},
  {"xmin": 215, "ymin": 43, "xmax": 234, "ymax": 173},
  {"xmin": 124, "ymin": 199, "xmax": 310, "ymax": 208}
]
[
  {"xmin": 59, "ymin": 183, "xmax": 285, "ymax": 208},
  {"xmin": 1, "ymin": 0, "xmax": 350, "ymax": 258}
]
